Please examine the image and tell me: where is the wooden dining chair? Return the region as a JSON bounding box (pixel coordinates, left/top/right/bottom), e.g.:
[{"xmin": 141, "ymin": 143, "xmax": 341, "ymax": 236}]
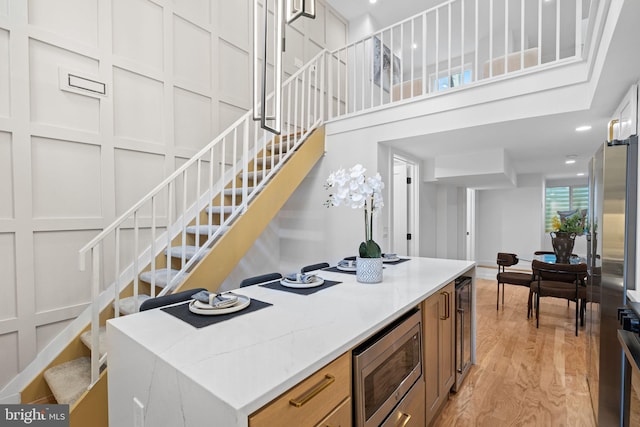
[
  {"xmin": 301, "ymin": 262, "xmax": 330, "ymax": 273},
  {"xmin": 239, "ymin": 272, "xmax": 282, "ymax": 288},
  {"xmin": 496, "ymin": 252, "xmax": 533, "ymax": 311},
  {"xmin": 530, "ymin": 259, "xmax": 588, "ymax": 336}
]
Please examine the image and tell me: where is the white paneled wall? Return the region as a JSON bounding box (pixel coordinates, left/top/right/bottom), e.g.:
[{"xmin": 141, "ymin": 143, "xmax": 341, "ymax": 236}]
[{"xmin": 0, "ymin": 0, "xmax": 346, "ymax": 390}]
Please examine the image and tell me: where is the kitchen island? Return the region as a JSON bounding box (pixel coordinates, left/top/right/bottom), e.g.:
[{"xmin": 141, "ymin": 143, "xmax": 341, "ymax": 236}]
[{"xmin": 107, "ymin": 257, "xmax": 475, "ymax": 427}]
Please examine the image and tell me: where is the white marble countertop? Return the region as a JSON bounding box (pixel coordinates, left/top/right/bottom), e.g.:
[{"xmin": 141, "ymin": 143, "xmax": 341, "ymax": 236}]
[{"xmin": 107, "ymin": 257, "xmax": 475, "ymax": 427}]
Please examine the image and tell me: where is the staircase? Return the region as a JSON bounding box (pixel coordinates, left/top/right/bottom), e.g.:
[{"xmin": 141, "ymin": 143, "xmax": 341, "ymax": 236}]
[{"xmin": 2, "ymin": 0, "xmax": 600, "ymax": 424}]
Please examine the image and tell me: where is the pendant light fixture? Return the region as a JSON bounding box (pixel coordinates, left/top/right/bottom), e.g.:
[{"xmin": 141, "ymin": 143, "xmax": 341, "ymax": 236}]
[{"xmin": 253, "ymin": 0, "xmax": 316, "ymax": 134}]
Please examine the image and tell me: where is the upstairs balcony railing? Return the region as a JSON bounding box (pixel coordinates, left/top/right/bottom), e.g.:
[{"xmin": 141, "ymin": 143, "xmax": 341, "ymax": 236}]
[
  {"xmin": 76, "ymin": 0, "xmax": 594, "ymax": 388},
  {"xmin": 327, "ymin": 0, "xmax": 590, "ymax": 119}
]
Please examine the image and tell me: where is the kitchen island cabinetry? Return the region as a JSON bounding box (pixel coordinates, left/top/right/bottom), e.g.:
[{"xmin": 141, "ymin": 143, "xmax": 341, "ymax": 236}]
[
  {"xmin": 423, "ymin": 281, "xmax": 455, "ymax": 425},
  {"xmin": 249, "ymin": 352, "xmax": 351, "ymax": 427},
  {"xmin": 107, "ymin": 257, "xmax": 475, "ymax": 427}
]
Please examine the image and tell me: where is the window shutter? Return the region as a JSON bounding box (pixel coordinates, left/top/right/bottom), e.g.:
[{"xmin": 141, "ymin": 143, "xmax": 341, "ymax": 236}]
[{"xmin": 544, "ymin": 185, "xmax": 589, "ymax": 232}]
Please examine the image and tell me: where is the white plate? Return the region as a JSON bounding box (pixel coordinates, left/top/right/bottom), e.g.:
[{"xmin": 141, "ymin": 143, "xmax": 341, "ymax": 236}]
[
  {"xmin": 336, "ymin": 264, "xmax": 357, "ymax": 272},
  {"xmin": 280, "ymin": 277, "xmax": 325, "ymax": 289},
  {"xmin": 383, "ymin": 257, "xmax": 400, "ymax": 263},
  {"xmin": 188, "ymin": 294, "xmax": 250, "ymax": 315}
]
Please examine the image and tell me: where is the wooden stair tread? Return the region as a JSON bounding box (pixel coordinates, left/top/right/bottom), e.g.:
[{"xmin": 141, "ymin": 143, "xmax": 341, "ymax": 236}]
[
  {"xmin": 80, "ymin": 327, "xmax": 107, "ymax": 357},
  {"xmin": 43, "ymin": 357, "xmax": 91, "ymax": 405}
]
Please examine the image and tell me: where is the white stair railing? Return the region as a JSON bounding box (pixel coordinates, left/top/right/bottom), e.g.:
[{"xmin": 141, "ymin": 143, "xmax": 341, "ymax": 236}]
[
  {"xmin": 76, "ymin": 0, "xmax": 593, "ymax": 390},
  {"xmin": 327, "ymin": 0, "xmax": 589, "ymax": 119},
  {"xmin": 78, "ymin": 51, "xmax": 326, "ymax": 387}
]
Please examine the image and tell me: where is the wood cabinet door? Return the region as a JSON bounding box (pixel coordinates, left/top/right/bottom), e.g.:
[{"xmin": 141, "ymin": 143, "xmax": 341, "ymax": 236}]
[
  {"xmin": 380, "ymin": 379, "xmax": 425, "ymax": 427},
  {"xmin": 423, "ymin": 282, "xmax": 456, "ymax": 425},
  {"xmin": 249, "ymin": 353, "xmax": 351, "ymax": 427},
  {"xmin": 440, "ymin": 281, "xmax": 456, "ymax": 393},
  {"xmin": 314, "ymin": 397, "xmax": 351, "ymax": 427},
  {"xmin": 423, "ymin": 290, "xmax": 443, "ymax": 423}
]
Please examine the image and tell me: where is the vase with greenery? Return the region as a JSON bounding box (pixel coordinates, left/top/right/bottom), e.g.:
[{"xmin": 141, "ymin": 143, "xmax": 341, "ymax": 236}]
[
  {"xmin": 550, "ymin": 213, "xmax": 584, "ymax": 263},
  {"xmin": 325, "ymin": 164, "xmax": 385, "ymax": 282}
]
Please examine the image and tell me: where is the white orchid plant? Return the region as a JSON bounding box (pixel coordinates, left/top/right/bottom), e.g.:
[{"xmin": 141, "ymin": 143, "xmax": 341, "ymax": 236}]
[{"xmin": 324, "ymin": 164, "xmax": 385, "ymax": 258}]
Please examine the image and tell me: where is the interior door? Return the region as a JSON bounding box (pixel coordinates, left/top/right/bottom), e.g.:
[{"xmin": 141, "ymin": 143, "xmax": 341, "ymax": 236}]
[{"xmin": 393, "ymin": 161, "xmax": 408, "ymax": 255}]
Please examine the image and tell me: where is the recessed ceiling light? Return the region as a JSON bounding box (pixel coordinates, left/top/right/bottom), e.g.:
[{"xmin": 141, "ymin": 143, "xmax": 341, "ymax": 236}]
[
  {"xmin": 577, "ymin": 173, "xmax": 585, "ymax": 176},
  {"xmin": 369, "ymin": 0, "xmax": 377, "ymax": 4},
  {"xmin": 412, "ymin": 43, "xmax": 418, "ymax": 49},
  {"xmin": 565, "ymin": 155, "xmax": 577, "ymax": 165},
  {"xmin": 575, "ymin": 125, "xmax": 592, "ymax": 132}
]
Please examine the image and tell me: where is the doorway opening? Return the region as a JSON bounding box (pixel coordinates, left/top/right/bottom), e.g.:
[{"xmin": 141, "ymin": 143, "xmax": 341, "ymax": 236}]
[{"xmin": 392, "ymin": 155, "xmax": 418, "ymax": 256}]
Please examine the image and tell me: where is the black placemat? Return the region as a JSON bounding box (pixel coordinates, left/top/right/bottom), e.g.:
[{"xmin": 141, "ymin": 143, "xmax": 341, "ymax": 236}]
[
  {"xmin": 384, "ymin": 258, "xmax": 411, "ymax": 265},
  {"xmin": 259, "ymin": 279, "xmax": 342, "ymax": 295},
  {"xmin": 323, "ymin": 266, "xmax": 356, "ymax": 275},
  {"xmin": 161, "ymin": 298, "xmax": 273, "ymax": 328}
]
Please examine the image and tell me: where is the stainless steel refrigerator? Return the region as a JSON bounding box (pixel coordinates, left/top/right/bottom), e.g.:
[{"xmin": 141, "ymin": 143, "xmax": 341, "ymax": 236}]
[{"xmin": 587, "ymin": 135, "xmax": 638, "ymax": 426}]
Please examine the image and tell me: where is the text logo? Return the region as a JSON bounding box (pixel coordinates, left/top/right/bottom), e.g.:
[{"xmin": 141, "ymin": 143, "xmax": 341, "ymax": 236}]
[{"xmin": 0, "ymin": 405, "xmax": 69, "ymax": 427}]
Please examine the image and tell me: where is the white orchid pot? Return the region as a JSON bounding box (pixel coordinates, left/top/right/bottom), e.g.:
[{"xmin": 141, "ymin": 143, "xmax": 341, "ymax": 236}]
[{"xmin": 356, "ymin": 256, "xmax": 383, "ymax": 283}]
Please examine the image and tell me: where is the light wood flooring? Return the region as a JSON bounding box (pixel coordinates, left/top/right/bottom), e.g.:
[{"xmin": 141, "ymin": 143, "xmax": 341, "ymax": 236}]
[{"xmin": 433, "ymin": 278, "xmax": 596, "ymax": 427}]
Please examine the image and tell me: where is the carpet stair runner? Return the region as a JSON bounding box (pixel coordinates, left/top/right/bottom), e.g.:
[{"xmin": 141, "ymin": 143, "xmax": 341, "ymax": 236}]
[{"xmin": 43, "ymin": 358, "xmax": 92, "ymax": 406}]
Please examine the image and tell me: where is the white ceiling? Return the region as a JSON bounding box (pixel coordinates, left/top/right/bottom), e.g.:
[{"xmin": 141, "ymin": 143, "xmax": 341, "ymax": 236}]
[{"xmin": 324, "ymin": 0, "xmax": 640, "ymax": 184}]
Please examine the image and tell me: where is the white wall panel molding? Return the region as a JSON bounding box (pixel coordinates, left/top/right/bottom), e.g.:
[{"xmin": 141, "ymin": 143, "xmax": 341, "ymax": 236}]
[
  {"xmin": 29, "ymin": 38, "xmax": 100, "ymax": 133},
  {"xmin": 33, "ymin": 303, "xmax": 89, "ymax": 326},
  {"xmin": 0, "ymin": 27, "xmax": 10, "ymax": 118},
  {"xmin": 0, "ymin": 332, "xmax": 18, "ymax": 388},
  {"xmin": 0, "ymin": 232, "xmax": 17, "ymax": 321},
  {"xmin": 0, "ymin": 117, "xmax": 12, "ymax": 130},
  {"xmin": 31, "ymin": 218, "xmax": 105, "ymax": 232},
  {"xmin": 8, "ymin": 0, "xmax": 38, "ymax": 374},
  {"xmin": 112, "ymin": 137, "xmax": 171, "ymax": 156},
  {"xmin": 111, "ymin": 55, "xmax": 165, "ymax": 85},
  {"xmin": 218, "ymin": 39, "xmax": 250, "ymax": 109},
  {"xmin": 218, "ymin": 0, "xmax": 249, "ymax": 51},
  {"xmin": 173, "ymin": 14, "xmax": 212, "ymax": 92},
  {"xmin": 112, "ymin": 0, "xmax": 164, "ymax": 73},
  {"xmin": 0, "ymin": 219, "xmax": 15, "ymax": 232},
  {"xmin": 28, "ymin": 123, "xmax": 103, "ymax": 146},
  {"xmin": 31, "ymin": 136, "xmax": 102, "ymax": 219},
  {"xmin": 33, "ymin": 230, "xmax": 94, "ymax": 313},
  {"xmin": 112, "ymin": 66, "xmax": 164, "ymax": 144},
  {"xmin": 0, "ymin": 131, "xmax": 13, "ymax": 219},
  {"xmin": 0, "ymin": 0, "xmax": 8, "ymax": 16},
  {"xmin": 35, "ymin": 322, "xmax": 72, "ymax": 354},
  {"xmin": 173, "ymin": 86, "xmax": 213, "ymax": 151},
  {"xmin": 27, "ymin": 28, "xmax": 100, "ymax": 61},
  {"xmin": 0, "ymin": 319, "xmax": 19, "ymax": 336},
  {"xmin": 27, "ymin": 0, "xmax": 99, "ymax": 48},
  {"xmin": 173, "ymin": 0, "xmax": 211, "ymax": 30}
]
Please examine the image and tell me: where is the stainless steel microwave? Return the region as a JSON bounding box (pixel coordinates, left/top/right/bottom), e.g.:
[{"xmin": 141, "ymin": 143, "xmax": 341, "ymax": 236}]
[{"xmin": 353, "ymin": 308, "xmax": 422, "ymax": 427}]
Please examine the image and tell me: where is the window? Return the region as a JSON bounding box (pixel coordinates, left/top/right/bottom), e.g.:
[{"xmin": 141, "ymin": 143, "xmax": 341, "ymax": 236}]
[
  {"xmin": 545, "ymin": 185, "xmax": 588, "ymax": 232},
  {"xmin": 430, "ymin": 67, "xmax": 472, "ymax": 92}
]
